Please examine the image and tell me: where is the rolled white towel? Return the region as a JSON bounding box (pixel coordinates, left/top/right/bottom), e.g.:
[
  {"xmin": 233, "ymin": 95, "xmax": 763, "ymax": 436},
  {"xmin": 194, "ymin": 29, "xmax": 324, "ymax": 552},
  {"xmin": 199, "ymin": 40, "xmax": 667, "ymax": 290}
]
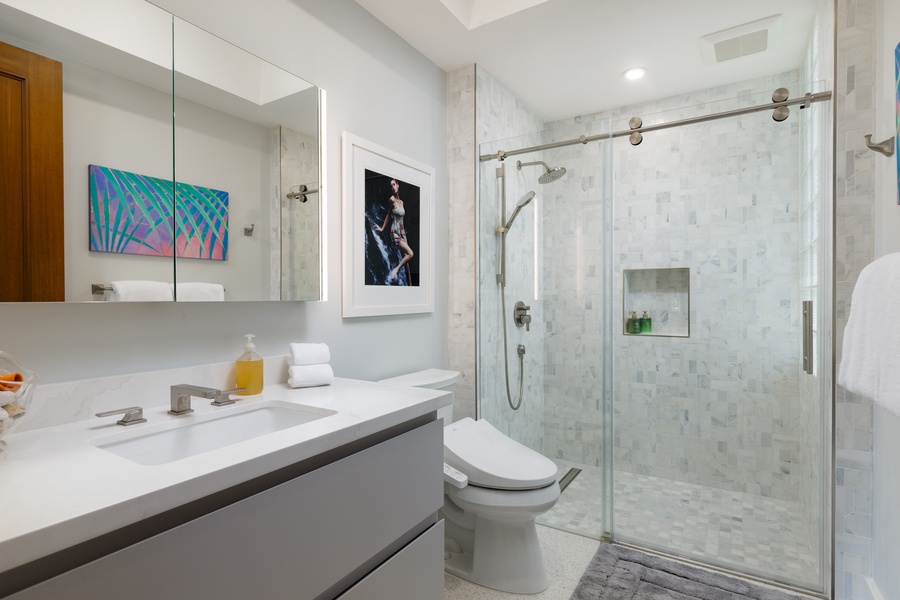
[
  {"xmin": 174, "ymin": 282, "xmax": 225, "ymax": 301},
  {"xmin": 290, "ymin": 343, "xmax": 331, "ymax": 366},
  {"xmin": 108, "ymin": 280, "xmax": 173, "ymax": 302},
  {"xmin": 288, "ymin": 364, "xmax": 333, "ymax": 388}
]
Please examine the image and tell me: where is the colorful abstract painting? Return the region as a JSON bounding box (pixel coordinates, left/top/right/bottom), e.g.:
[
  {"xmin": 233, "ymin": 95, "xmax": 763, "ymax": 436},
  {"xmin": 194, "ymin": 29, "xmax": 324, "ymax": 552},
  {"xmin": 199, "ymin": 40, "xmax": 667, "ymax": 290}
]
[{"xmin": 89, "ymin": 165, "xmax": 228, "ymax": 260}]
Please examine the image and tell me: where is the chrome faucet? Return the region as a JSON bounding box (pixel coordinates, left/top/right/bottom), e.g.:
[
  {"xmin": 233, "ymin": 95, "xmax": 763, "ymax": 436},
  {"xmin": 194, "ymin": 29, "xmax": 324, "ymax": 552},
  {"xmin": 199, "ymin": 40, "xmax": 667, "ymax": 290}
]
[
  {"xmin": 169, "ymin": 384, "xmax": 248, "ymax": 414},
  {"xmin": 169, "ymin": 384, "xmax": 218, "ymax": 415}
]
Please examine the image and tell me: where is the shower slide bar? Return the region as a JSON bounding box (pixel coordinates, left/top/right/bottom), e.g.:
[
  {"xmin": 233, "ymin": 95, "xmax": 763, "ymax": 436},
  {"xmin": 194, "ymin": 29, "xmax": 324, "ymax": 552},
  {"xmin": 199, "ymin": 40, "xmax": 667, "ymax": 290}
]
[{"xmin": 479, "ymin": 89, "xmax": 832, "ymax": 162}]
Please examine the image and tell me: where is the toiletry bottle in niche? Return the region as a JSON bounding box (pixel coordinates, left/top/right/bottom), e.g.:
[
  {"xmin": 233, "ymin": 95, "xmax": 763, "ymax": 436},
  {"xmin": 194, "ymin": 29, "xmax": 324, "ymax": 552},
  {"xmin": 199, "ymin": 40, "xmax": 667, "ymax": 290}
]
[
  {"xmin": 235, "ymin": 334, "xmax": 263, "ymax": 395},
  {"xmin": 640, "ymin": 311, "xmax": 652, "ymax": 333},
  {"xmin": 627, "ymin": 311, "xmax": 640, "ymax": 334}
]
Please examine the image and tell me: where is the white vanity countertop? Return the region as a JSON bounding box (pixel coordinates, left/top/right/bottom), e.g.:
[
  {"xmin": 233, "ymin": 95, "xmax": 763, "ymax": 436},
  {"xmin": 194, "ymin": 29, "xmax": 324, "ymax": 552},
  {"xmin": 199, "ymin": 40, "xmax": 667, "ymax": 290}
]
[{"xmin": 0, "ymin": 378, "xmax": 450, "ymax": 574}]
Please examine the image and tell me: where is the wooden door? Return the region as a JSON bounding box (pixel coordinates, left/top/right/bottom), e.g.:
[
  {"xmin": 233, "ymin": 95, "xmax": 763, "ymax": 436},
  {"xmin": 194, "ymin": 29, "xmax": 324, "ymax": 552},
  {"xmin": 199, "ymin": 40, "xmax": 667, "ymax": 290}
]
[{"xmin": 0, "ymin": 40, "xmax": 64, "ymax": 302}]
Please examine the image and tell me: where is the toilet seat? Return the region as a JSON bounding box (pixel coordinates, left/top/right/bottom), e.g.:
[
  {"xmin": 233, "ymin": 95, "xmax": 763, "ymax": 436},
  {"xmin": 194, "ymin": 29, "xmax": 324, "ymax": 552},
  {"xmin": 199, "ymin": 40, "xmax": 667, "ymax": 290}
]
[{"xmin": 443, "ymin": 418, "xmax": 558, "ymax": 490}]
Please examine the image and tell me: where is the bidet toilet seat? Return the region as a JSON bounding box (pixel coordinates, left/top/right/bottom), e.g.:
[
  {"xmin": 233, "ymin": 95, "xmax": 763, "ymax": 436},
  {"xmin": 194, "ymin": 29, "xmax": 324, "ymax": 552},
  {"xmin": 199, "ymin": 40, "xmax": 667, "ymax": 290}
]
[
  {"xmin": 443, "ymin": 418, "xmax": 558, "ymax": 490},
  {"xmin": 445, "ymin": 477, "xmax": 560, "ymax": 517}
]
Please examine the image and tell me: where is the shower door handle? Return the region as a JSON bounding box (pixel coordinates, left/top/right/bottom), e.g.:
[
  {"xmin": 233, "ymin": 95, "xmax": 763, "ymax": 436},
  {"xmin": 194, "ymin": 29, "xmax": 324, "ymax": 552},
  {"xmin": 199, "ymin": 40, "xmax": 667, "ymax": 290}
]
[{"xmin": 802, "ymin": 300, "xmax": 813, "ymax": 375}]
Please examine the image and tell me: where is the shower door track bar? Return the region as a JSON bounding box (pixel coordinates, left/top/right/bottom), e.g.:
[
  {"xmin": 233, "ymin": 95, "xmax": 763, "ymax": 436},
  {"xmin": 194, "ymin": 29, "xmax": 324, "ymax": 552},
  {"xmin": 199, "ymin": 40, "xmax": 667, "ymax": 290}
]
[{"xmin": 478, "ymin": 90, "xmax": 832, "ymax": 162}]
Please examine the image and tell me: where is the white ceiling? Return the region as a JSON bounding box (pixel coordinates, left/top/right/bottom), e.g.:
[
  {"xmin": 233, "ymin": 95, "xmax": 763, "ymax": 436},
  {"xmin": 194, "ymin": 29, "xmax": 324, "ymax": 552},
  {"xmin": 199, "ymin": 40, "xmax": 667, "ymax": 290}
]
[{"xmin": 354, "ymin": 0, "xmax": 820, "ymax": 123}]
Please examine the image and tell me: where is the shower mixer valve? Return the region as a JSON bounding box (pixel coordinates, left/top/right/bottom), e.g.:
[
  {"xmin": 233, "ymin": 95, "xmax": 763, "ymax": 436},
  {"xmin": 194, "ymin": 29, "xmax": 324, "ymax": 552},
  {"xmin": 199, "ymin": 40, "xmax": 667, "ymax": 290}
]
[{"xmin": 514, "ymin": 301, "xmax": 532, "ymax": 332}]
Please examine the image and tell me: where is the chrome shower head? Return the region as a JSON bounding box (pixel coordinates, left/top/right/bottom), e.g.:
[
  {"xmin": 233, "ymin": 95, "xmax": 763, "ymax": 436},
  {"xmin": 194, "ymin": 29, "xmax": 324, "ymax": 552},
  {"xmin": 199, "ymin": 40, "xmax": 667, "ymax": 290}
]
[
  {"xmin": 502, "ymin": 191, "xmax": 535, "ymax": 232},
  {"xmin": 538, "ymin": 166, "xmax": 566, "ymax": 184},
  {"xmin": 516, "ymin": 160, "xmax": 567, "ymax": 184}
]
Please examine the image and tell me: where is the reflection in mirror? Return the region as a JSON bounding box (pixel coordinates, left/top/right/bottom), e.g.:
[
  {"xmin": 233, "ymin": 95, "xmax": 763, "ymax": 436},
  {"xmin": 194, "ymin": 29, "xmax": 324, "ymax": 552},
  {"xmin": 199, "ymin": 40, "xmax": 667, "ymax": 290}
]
[
  {"xmin": 0, "ymin": 0, "xmax": 321, "ymax": 303},
  {"xmin": 172, "ymin": 17, "xmax": 321, "ymax": 301},
  {"xmin": 0, "ymin": 0, "xmax": 174, "ymax": 302}
]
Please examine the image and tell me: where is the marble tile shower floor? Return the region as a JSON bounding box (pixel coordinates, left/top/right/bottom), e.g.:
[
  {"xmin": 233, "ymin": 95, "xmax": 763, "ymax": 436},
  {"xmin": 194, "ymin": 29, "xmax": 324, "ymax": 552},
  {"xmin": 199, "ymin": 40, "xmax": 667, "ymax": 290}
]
[{"xmin": 537, "ymin": 460, "xmax": 821, "ymax": 588}]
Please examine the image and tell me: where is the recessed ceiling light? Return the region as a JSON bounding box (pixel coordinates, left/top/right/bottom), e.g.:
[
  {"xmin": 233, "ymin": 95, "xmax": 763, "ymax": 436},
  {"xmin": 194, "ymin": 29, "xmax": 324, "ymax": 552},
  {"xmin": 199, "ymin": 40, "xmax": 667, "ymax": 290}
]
[{"xmin": 623, "ymin": 67, "xmax": 646, "ymax": 81}]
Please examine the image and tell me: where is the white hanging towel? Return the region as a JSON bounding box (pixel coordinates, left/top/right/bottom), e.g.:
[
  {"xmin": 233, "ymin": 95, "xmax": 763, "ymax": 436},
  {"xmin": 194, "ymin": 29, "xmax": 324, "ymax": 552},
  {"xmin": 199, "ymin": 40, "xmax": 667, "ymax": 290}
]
[
  {"xmin": 838, "ymin": 252, "xmax": 900, "ymax": 418},
  {"xmin": 108, "ymin": 280, "xmax": 173, "ymax": 302},
  {"xmin": 174, "ymin": 282, "xmax": 225, "ymax": 301}
]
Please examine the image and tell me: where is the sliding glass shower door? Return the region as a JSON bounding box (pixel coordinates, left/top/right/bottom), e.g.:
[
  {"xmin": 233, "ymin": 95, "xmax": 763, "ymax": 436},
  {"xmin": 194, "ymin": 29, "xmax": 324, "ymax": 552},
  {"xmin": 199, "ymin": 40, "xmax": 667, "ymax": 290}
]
[
  {"xmin": 607, "ymin": 85, "xmax": 832, "ymax": 594},
  {"xmin": 475, "ymin": 83, "xmax": 831, "ymax": 595}
]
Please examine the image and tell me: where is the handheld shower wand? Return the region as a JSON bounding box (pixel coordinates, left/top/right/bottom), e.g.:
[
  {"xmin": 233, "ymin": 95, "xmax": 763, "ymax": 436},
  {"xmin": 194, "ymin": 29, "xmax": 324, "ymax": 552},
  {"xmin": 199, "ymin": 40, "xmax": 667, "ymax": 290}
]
[{"xmin": 501, "ymin": 191, "xmax": 536, "ymax": 232}]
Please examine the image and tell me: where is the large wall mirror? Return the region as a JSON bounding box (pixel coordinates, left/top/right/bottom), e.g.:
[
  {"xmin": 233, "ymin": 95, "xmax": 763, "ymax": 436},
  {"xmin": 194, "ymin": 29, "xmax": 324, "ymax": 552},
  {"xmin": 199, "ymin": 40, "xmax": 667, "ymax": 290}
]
[{"xmin": 0, "ymin": 0, "xmax": 322, "ymax": 303}]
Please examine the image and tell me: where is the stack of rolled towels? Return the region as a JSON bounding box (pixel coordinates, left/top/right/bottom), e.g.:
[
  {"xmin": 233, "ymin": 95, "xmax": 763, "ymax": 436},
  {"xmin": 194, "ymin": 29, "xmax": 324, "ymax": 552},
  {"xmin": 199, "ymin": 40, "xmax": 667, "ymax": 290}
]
[{"xmin": 288, "ymin": 343, "xmax": 334, "ymax": 388}]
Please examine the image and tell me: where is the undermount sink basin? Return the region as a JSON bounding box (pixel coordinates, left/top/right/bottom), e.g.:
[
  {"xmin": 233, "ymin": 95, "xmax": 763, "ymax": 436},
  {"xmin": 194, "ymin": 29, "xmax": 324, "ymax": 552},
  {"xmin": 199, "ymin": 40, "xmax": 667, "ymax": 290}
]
[{"xmin": 91, "ymin": 401, "xmax": 336, "ymax": 466}]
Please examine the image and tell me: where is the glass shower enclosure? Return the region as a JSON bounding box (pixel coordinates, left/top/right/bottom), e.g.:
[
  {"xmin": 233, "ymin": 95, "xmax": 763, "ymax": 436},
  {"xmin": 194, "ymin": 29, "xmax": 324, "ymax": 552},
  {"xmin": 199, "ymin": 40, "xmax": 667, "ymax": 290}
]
[{"xmin": 476, "ymin": 84, "xmax": 832, "ymax": 595}]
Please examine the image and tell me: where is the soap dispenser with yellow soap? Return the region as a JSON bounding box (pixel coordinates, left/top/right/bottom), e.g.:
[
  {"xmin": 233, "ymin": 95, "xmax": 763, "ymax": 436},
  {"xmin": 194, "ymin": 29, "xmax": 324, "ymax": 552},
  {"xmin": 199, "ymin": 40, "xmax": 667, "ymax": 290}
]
[{"xmin": 235, "ymin": 334, "xmax": 263, "ymax": 395}]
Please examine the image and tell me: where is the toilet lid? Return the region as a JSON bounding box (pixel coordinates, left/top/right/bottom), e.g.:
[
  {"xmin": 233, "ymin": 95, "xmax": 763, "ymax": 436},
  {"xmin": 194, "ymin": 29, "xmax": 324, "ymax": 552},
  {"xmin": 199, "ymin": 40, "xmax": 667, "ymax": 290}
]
[{"xmin": 443, "ymin": 418, "xmax": 558, "ymax": 490}]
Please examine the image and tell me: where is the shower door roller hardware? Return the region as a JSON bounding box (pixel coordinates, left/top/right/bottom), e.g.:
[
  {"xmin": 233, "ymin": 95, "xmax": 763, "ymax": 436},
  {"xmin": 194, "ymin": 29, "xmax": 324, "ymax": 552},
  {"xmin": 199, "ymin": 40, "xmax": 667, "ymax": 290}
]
[
  {"xmin": 514, "ymin": 301, "xmax": 532, "ymax": 331},
  {"xmin": 628, "ymin": 116, "xmax": 643, "ymax": 146},
  {"xmin": 802, "ymin": 300, "xmax": 813, "ymax": 375},
  {"xmin": 772, "ymin": 87, "xmax": 791, "ymax": 122}
]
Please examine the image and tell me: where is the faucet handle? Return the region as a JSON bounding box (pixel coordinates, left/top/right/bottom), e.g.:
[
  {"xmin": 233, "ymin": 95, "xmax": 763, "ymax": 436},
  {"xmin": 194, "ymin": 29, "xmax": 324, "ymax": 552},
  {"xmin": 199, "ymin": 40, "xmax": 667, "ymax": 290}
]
[
  {"xmin": 95, "ymin": 406, "xmax": 147, "ymax": 426},
  {"xmin": 211, "ymin": 388, "xmax": 247, "ymax": 407}
]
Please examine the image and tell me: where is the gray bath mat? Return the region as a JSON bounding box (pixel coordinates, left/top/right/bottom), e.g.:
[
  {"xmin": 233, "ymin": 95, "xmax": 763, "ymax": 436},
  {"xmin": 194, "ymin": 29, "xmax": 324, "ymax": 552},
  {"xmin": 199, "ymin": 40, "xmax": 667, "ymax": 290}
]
[{"xmin": 571, "ymin": 543, "xmax": 810, "ymax": 600}]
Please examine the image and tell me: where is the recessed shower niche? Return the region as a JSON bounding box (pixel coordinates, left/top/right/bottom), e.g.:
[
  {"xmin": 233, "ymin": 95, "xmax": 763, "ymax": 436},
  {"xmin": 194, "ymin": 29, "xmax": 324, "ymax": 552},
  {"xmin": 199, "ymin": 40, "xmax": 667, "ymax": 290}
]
[{"xmin": 623, "ymin": 268, "xmax": 690, "ymax": 337}]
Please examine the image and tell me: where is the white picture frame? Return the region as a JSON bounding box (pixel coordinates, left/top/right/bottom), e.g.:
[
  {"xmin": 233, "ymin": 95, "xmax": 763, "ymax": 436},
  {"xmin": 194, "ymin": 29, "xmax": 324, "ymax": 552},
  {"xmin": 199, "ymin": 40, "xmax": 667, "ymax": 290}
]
[{"xmin": 341, "ymin": 132, "xmax": 434, "ymax": 317}]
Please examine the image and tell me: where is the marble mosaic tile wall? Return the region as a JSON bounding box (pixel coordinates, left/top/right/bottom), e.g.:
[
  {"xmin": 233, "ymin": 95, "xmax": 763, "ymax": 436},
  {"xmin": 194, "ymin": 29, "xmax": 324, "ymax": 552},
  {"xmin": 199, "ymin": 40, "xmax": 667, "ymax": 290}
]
[
  {"xmin": 539, "ymin": 117, "xmax": 611, "ymax": 467},
  {"xmin": 446, "ymin": 66, "xmax": 478, "ymax": 422},
  {"xmin": 541, "ymin": 73, "xmax": 808, "ymax": 503},
  {"xmin": 268, "ymin": 126, "xmax": 319, "ymax": 300},
  {"xmin": 279, "ymin": 126, "xmax": 319, "ymax": 300},
  {"xmin": 474, "ymin": 66, "xmax": 547, "ymax": 451},
  {"xmin": 613, "ymin": 88, "xmax": 802, "ymax": 501},
  {"xmin": 798, "ymin": 0, "xmax": 834, "ymax": 588},
  {"xmin": 834, "ymin": 0, "xmax": 877, "ymax": 597}
]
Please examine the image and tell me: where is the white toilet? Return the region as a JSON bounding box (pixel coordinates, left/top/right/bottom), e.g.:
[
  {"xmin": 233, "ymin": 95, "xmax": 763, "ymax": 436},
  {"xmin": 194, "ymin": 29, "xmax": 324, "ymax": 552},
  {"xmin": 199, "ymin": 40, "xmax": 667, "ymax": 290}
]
[{"xmin": 378, "ymin": 370, "xmax": 561, "ymax": 595}]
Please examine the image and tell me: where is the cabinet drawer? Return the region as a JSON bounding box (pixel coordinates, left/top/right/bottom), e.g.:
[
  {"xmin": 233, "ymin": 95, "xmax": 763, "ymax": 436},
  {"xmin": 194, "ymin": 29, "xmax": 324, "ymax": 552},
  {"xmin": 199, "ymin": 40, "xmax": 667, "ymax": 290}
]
[
  {"xmin": 337, "ymin": 520, "xmax": 444, "ymax": 600},
  {"xmin": 10, "ymin": 419, "xmax": 443, "ymax": 600}
]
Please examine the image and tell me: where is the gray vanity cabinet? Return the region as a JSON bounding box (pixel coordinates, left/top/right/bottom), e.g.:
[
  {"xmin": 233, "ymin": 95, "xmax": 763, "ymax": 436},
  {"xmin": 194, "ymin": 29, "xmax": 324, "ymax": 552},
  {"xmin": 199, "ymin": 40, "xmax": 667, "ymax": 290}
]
[{"xmin": 8, "ymin": 419, "xmax": 444, "ymax": 599}]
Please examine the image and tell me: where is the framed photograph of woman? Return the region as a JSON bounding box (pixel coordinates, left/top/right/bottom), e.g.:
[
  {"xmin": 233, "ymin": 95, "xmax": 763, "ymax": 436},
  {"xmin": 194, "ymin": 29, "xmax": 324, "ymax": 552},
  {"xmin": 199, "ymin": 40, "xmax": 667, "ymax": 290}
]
[{"xmin": 341, "ymin": 132, "xmax": 434, "ymax": 317}]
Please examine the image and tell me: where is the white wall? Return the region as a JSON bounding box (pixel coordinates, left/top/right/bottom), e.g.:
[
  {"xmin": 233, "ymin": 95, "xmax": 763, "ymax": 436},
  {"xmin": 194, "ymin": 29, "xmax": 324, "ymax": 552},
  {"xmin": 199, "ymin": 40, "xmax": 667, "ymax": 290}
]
[
  {"xmin": 63, "ymin": 60, "xmax": 174, "ymax": 301},
  {"xmin": 872, "ymin": 2, "xmax": 900, "ymax": 598},
  {"xmin": 0, "ymin": 0, "xmax": 449, "ymax": 384}
]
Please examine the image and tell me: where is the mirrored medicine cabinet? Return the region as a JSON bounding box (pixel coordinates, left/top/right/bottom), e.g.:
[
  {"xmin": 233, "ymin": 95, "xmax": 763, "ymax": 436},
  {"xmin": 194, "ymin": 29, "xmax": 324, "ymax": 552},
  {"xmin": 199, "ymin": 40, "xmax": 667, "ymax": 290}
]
[{"xmin": 0, "ymin": 0, "xmax": 322, "ymax": 303}]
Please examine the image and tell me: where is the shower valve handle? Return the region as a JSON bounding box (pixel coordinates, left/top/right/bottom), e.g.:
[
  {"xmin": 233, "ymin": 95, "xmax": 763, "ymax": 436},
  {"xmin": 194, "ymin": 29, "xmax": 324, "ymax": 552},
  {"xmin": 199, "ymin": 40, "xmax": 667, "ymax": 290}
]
[{"xmin": 514, "ymin": 301, "xmax": 532, "ymax": 332}]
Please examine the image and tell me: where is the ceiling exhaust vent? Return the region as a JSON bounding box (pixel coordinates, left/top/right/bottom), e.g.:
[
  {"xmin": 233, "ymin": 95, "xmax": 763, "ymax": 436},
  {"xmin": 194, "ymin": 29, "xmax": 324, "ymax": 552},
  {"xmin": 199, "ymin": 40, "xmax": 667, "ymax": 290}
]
[{"xmin": 700, "ymin": 15, "xmax": 782, "ymax": 65}]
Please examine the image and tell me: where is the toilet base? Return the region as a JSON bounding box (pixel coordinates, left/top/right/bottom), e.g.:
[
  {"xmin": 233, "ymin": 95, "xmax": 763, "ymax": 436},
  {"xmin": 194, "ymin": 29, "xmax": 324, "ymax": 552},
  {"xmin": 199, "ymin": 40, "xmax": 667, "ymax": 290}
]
[{"xmin": 443, "ymin": 513, "xmax": 549, "ymax": 594}]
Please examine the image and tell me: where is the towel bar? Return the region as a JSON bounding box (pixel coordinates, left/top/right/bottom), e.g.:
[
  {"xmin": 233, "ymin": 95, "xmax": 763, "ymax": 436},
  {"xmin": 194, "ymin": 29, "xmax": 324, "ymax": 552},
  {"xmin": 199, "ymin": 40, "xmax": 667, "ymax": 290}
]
[{"xmin": 92, "ymin": 283, "xmax": 226, "ymax": 295}]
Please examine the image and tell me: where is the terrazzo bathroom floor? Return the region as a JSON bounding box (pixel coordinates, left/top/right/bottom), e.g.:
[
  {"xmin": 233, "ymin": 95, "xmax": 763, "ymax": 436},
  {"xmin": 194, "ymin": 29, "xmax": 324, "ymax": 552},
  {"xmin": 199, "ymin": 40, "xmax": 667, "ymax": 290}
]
[{"xmin": 443, "ymin": 525, "xmax": 601, "ymax": 599}]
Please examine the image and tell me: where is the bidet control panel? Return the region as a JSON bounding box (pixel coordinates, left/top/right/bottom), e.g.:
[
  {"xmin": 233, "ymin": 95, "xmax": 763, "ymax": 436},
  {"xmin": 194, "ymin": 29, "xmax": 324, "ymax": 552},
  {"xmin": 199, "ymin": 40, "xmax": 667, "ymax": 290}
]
[{"xmin": 443, "ymin": 463, "xmax": 468, "ymax": 488}]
